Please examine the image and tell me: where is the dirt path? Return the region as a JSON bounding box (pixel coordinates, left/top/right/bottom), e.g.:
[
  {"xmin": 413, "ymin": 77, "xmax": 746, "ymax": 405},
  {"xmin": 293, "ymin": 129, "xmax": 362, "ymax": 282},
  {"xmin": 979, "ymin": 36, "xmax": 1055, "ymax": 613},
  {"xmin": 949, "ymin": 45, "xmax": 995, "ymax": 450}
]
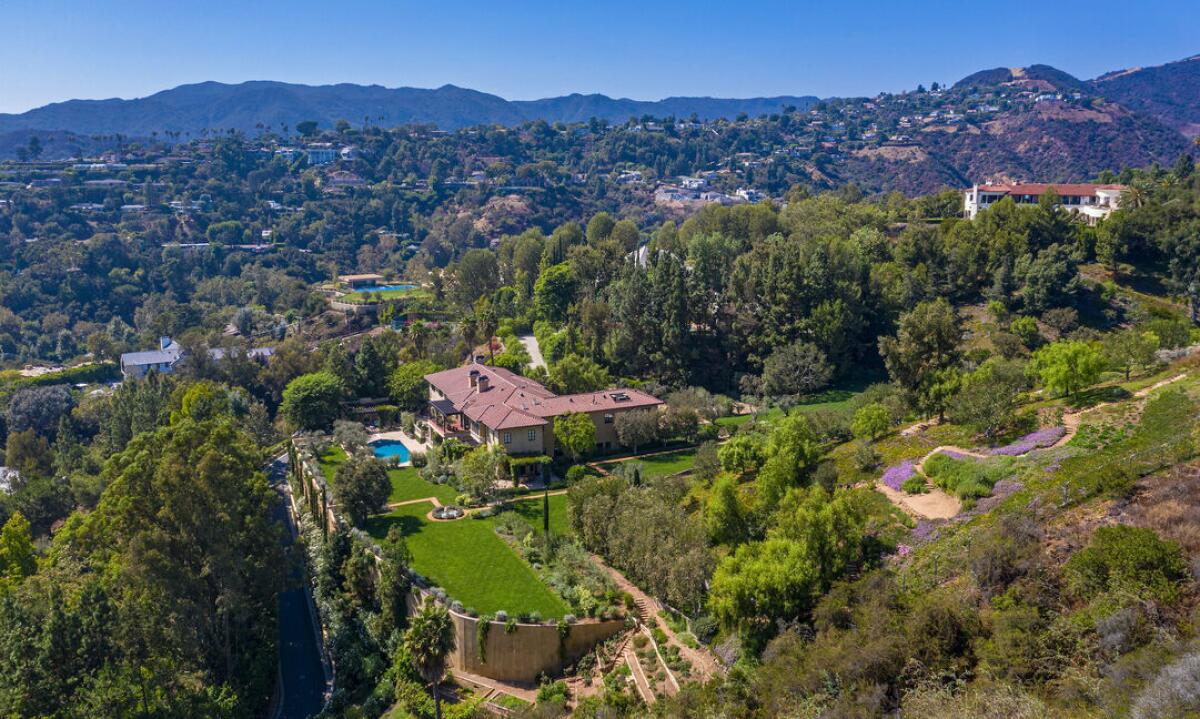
[
  {"xmin": 878, "ymin": 373, "xmax": 1189, "ymax": 521},
  {"xmin": 590, "ymin": 554, "xmax": 725, "ymax": 682},
  {"xmin": 876, "ymin": 481, "xmax": 961, "ymax": 520}
]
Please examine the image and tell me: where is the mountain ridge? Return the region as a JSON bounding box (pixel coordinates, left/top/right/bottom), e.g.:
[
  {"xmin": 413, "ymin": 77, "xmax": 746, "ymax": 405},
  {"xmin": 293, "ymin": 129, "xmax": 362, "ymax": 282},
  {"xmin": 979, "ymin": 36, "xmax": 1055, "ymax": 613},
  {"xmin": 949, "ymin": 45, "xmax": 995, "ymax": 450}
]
[{"xmin": 0, "ymin": 80, "xmax": 821, "ymax": 137}]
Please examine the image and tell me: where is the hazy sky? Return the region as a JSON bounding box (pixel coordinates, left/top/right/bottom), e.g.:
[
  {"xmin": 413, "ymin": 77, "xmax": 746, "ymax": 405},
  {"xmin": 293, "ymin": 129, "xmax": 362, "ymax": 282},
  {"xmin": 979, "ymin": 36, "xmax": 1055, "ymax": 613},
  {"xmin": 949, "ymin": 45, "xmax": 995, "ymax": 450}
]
[{"xmin": 1, "ymin": 0, "xmax": 1196, "ymax": 113}]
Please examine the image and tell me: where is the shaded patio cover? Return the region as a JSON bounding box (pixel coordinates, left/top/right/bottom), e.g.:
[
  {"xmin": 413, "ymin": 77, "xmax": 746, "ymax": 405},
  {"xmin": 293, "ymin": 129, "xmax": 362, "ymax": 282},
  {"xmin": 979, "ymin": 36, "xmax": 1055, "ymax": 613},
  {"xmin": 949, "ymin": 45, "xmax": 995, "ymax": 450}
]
[{"xmin": 429, "ymin": 398, "xmax": 459, "ymax": 415}]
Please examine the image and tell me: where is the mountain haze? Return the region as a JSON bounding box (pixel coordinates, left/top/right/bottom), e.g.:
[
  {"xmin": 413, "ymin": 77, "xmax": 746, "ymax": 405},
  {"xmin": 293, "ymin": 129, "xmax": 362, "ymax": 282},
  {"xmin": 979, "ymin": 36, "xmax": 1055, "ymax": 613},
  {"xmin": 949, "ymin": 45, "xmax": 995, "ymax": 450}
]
[{"xmin": 0, "ymin": 81, "xmax": 820, "ymax": 137}]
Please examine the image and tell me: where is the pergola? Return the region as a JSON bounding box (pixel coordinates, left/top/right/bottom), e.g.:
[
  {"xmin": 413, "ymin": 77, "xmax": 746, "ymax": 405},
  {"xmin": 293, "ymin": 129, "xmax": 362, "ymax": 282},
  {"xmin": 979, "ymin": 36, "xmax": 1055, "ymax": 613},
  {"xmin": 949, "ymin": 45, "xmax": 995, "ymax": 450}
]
[{"xmin": 428, "ymin": 398, "xmax": 466, "ymax": 435}]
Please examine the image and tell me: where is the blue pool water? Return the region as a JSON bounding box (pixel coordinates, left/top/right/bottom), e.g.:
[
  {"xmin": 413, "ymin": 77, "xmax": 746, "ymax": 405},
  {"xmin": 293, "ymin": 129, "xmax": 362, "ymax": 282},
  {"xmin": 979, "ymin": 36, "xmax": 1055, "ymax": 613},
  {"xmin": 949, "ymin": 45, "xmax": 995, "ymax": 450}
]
[
  {"xmin": 370, "ymin": 440, "xmax": 411, "ymax": 462},
  {"xmin": 355, "ymin": 283, "xmax": 416, "ymax": 293}
]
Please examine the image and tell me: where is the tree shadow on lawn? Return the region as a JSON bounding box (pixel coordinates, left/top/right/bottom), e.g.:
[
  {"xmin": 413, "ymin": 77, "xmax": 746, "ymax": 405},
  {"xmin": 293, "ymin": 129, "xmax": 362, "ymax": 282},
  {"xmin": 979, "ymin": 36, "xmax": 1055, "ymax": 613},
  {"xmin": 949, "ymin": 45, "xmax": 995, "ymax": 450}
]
[{"xmin": 364, "ymin": 512, "xmax": 424, "ymax": 541}]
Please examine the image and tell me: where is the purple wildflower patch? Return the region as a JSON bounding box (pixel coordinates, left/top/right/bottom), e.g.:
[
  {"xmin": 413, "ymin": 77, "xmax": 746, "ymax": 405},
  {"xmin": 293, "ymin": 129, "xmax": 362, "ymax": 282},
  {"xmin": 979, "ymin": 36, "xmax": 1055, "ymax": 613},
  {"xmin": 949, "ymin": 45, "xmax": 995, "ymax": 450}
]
[
  {"xmin": 881, "ymin": 460, "xmax": 915, "ymax": 491},
  {"xmin": 896, "ymin": 544, "xmax": 912, "ymax": 557},
  {"xmin": 912, "ymin": 520, "xmax": 938, "ymax": 542},
  {"xmin": 987, "ymin": 426, "xmax": 1067, "ymax": 457},
  {"xmin": 938, "ymin": 448, "xmax": 976, "ymax": 461}
]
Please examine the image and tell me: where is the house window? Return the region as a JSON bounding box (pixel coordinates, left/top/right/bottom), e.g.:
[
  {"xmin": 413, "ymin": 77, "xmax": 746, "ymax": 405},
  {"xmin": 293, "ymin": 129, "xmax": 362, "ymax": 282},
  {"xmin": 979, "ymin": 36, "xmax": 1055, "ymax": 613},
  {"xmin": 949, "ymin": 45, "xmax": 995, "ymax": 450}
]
[
  {"xmin": 527, "ymin": 429, "xmax": 537, "ymax": 442},
  {"xmin": 603, "ymin": 413, "xmax": 614, "ymax": 424},
  {"xmin": 503, "ymin": 432, "xmax": 512, "ymax": 445}
]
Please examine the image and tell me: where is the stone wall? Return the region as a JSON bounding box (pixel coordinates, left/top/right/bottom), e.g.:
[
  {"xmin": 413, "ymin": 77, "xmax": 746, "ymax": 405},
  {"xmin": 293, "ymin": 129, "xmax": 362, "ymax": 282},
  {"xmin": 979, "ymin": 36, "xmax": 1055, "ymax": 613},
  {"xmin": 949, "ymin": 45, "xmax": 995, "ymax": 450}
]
[{"xmin": 407, "ymin": 594, "xmax": 626, "ymax": 682}]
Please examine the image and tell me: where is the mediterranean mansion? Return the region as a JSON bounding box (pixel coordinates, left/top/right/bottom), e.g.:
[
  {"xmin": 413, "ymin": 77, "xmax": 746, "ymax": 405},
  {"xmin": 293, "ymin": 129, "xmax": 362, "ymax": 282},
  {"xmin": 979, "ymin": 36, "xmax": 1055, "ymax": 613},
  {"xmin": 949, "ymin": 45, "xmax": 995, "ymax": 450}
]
[
  {"xmin": 424, "ymin": 364, "xmax": 661, "ymax": 476},
  {"xmin": 964, "ymin": 182, "xmax": 1126, "ymax": 222}
]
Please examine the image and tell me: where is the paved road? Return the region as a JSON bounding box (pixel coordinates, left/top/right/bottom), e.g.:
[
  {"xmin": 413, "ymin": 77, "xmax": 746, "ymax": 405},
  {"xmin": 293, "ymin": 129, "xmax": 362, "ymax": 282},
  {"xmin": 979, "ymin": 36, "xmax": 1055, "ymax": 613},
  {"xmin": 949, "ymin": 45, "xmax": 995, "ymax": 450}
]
[
  {"xmin": 518, "ymin": 334, "xmax": 547, "ymax": 370},
  {"xmin": 268, "ymin": 457, "xmax": 327, "ymax": 719}
]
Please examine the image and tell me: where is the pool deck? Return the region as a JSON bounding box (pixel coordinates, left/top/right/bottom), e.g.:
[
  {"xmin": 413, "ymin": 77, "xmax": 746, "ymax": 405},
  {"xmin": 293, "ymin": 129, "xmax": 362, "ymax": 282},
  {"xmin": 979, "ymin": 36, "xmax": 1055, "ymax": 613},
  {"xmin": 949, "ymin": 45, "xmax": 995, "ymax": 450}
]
[{"xmin": 369, "ymin": 430, "xmax": 431, "ymax": 467}]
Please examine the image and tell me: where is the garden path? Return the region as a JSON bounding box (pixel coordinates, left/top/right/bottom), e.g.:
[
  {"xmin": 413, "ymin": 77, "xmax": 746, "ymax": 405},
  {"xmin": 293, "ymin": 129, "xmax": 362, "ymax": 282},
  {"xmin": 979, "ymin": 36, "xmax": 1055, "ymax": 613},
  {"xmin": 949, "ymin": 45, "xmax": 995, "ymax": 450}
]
[
  {"xmin": 589, "ymin": 554, "xmax": 725, "ymax": 682},
  {"xmin": 876, "ymin": 372, "xmax": 1188, "ymax": 521}
]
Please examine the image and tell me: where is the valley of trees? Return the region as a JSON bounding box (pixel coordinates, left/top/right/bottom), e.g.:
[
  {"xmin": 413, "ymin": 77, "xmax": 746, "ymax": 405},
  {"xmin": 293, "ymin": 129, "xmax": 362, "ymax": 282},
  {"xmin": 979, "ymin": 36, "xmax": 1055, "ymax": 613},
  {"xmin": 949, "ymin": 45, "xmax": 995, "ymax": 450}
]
[{"xmin": 2, "ymin": 107, "xmax": 1200, "ymax": 718}]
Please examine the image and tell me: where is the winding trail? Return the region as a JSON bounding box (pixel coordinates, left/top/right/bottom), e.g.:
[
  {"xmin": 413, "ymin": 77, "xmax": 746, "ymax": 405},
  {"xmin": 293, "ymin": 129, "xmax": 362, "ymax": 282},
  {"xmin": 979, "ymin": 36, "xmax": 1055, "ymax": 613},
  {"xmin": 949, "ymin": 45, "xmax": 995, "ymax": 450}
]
[{"xmin": 878, "ymin": 373, "xmax": 1188, "ymax": 520}]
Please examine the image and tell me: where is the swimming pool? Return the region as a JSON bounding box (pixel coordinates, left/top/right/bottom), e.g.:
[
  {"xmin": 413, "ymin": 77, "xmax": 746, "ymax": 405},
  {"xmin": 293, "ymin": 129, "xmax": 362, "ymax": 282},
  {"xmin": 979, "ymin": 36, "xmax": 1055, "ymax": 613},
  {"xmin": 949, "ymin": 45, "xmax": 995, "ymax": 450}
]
[
  {"xmin": 370, "ymin": 439, "xmax": 411, "ymax": 463},
  {"xmin": 354, "ymin": 283, "xmax": 416, "ymax": 293}
]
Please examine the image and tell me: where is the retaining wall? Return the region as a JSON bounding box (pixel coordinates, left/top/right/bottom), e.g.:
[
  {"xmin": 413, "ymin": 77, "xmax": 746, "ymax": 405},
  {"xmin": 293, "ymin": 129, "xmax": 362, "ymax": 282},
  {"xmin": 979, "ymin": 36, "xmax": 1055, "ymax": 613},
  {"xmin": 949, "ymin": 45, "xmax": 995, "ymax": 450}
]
[{"xmin": 407, "ymin": 593, "xmax": 625, "ymax": 682}]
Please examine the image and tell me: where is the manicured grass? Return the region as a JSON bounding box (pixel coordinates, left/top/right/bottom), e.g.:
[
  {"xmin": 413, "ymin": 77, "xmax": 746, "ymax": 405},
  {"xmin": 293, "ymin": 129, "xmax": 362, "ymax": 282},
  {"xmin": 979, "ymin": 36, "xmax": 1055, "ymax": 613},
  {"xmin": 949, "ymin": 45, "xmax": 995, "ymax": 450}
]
[
  {"xmin": 599, "ymin": 448, "xmax": 698, "ymax": 479},
  {"xmin": 386, "ymin": 465, "xmax": 458, "ymax": 504},
  {"xmin": 715, "ymin": 407, "xmax": 784, "ymax": 428},
  {"xmin": 364, "ymin": 502, "xmax": 570, "ymax": 618},
  {"xmin": 341, "ymin": 287, "xmax": 431, "ymax": 303},
  {"xmin": 500, "ymin": 493, "xmax": 571, "ymax": 536},
  {"xmin": 320, "ymin": 445, "xmax": 456, "ymax": 504},
  {"xmin": 318, "ymin": 445, "xmax": 347, "ymax": 482}
]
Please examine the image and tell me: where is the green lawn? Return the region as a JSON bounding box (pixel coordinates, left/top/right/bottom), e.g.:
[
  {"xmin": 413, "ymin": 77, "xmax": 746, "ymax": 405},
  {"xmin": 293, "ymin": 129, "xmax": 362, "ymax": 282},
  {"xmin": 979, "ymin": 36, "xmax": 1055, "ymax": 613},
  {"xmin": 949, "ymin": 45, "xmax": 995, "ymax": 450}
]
[
  {"xmin": 387, "ymin": 465, "xmax": 458, "ymax": 504},
  {"xmin": 318, "ymin": 445, "xmax": 347, "ymax": 482},
  {"xmin": 600, "ymin": 448, "xmax": 699, "ymax": 480},
  {"xmin": 500, "ymin": 493, "xmax": 571, "ymax": 536},
  {"xmin": 365, "ymin": 502, "xmax": 571, "ymax": 618},
  {"xmin": 319, "ymin": 445, "xmax": 456, "ymax": 504},
  {"xmin": 715, "ymin": 407, "xmax": 784, "ymax": 428},
  {"xmin": 341, "ymin": 287, "xmax": 430, "ymax": 303}
]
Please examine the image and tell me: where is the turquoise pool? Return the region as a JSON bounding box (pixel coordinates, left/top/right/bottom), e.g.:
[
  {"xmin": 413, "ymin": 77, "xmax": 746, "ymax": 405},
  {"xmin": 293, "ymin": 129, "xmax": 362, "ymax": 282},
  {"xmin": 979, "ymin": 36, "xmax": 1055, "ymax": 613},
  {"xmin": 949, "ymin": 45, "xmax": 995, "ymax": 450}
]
[
  {"xmin": 355, "ymin": 283, "xmax": 416, "ymax": 293},
  {"xmin": 370, "ymin": 439, "xmax": 411, "ymax": 463}
]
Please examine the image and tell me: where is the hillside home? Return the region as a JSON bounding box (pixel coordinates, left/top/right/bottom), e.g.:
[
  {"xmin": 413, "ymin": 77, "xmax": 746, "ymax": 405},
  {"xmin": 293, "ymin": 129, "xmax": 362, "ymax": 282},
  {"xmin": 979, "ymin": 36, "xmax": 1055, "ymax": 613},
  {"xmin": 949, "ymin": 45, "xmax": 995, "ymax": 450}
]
[
  {"xmin": 964, "ymin": 182, "xmax": 1126, "ymax": 222},
  {"xmin": 424, "ymin": 365, "xmax": 661, "ymax": 474},
  {"xmin": 338, "ymin": 273, "xmax": 385, "ymax": 289},
  {"xmin": 119, "ymin": 337, "xmax": 275, "ymax": 380}
]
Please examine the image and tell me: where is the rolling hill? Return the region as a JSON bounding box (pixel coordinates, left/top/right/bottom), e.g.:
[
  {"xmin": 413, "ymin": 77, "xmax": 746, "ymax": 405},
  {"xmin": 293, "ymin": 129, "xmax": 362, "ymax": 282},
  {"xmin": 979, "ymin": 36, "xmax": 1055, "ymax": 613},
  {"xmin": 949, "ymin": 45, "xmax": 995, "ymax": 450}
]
[{"xmin": 0, "ymin": 81, "xmax": 819, "ymax": 137}]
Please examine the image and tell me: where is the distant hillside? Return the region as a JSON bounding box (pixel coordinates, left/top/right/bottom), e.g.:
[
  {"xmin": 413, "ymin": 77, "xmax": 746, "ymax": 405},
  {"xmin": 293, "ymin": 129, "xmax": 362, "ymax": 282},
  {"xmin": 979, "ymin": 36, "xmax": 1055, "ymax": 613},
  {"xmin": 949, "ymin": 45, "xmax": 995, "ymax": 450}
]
[
  {"xmin": 839, "ymin": 98, "xmax": 1191, "ymax": 195},
  {"xmin": 1091, "ymin": 55, "xmax": 1200, "ymax": 137},
  {"xmin": 953, "ymin": 64, "xmax": 1089, "ymax": 93},
  {"xmin": 0, "ymin": 81, "xmax": 820, "ymax": 138}
]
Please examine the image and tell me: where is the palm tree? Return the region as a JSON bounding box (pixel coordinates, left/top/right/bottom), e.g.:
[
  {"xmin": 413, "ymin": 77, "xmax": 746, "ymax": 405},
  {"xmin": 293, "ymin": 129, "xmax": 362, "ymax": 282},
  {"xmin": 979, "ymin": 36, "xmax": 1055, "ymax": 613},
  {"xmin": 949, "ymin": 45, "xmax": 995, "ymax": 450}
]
[{"xmin": 404, "ymin": 598, "xmax": 456, "ymax": 719}]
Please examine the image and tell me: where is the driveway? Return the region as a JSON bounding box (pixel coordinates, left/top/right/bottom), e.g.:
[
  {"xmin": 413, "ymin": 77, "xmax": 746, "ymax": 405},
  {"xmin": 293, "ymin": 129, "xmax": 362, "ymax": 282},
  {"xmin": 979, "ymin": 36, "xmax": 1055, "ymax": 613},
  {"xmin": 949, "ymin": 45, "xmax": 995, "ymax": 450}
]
[
  {"xmin": 519, "ymin": 334, "xmax": 547, "ymax": 370},
  {"xmin": 268, "ymin": 456, "xmax": 327, "ymax": 719}
]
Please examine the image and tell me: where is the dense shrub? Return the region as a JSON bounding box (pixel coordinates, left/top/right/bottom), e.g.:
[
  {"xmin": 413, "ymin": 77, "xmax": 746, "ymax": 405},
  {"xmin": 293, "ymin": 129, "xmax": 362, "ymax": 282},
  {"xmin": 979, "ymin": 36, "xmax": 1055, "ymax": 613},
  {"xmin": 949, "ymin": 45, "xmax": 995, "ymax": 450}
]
[{"xmin": 1064, "ymin": 524, "xmax": 1187, "ymax": 604}]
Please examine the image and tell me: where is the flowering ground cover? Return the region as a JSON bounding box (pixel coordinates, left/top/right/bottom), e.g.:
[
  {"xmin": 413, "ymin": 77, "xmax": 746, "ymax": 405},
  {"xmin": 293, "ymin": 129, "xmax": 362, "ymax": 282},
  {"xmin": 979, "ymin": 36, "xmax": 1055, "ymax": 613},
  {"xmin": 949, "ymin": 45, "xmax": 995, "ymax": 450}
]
[
  {"xmin": 881, "ymin": 460, "xmax": 915, "ymax": 491},
  {"xmin": 987, "ymin": 426, "xmax": 1067, "ymax": 456}
]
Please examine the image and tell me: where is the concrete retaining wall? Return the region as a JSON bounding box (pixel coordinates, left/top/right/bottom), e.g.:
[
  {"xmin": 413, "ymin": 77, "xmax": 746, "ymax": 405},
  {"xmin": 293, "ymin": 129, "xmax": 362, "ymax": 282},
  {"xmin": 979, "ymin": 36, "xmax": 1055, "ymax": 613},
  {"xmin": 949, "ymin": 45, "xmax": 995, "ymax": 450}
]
[{"xmin": 407, "ymin": 590, "xmax": 626, "ymax": 682}]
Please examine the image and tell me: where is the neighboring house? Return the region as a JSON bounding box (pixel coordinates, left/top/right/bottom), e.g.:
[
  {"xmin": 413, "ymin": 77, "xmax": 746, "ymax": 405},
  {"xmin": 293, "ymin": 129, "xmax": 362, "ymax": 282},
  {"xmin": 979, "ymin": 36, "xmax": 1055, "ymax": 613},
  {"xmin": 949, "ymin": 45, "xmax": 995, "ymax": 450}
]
[
  {"xmin": 0, "ymin": 467, "xmax": 21, "ymax": 495},
  {"xmin": 120, "ymin": 337, "xmax": 184, "ymax": 379},
  {"xmin": 119, "ymin": 337, "xmax": 275, "ymax": 380},
  {"xmin": 338, "ymin": 273, "xmax": 385, "ymax": 289},
  {"xmin": 305, "ymin": 144, "xmax": 338, "ymax": 165},
  {"xmin": 424, "ymin": 365, "xmax": 662, "ymax": 476},
  {"xmin": 964, "ymin": 182, "xmax": 1126, "ymax": 222},
  {"xmin": 324, "ymin": 170, "xmax": 367, "ymax": 188}
]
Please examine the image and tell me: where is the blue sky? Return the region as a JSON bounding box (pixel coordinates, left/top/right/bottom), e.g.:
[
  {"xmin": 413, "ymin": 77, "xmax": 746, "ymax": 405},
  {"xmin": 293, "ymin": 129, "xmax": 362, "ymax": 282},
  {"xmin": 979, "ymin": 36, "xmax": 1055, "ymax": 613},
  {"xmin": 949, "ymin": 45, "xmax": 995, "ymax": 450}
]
[{"xmin": 1, "ymin": 0, "xmax": 1196, "ymax": 113}]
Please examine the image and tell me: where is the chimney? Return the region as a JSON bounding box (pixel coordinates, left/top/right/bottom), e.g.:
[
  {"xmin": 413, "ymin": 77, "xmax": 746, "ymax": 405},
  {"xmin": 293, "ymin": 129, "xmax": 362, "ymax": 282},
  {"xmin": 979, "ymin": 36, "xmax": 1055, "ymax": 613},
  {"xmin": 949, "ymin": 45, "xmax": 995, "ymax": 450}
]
[
  {"xmin": 469, "ymin": 369, "xmax": 480, "ymax": 388},
  {"xmin": 478, "ymin": 375, "xmax": 490, "ymax": 392}
]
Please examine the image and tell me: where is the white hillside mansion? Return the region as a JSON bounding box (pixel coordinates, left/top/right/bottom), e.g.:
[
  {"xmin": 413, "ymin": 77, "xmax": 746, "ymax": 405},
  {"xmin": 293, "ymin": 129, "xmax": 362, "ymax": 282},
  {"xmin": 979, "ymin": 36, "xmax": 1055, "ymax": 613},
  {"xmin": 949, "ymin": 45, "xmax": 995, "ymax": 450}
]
[{"xmin": 964, "ymin": 182, "xmax": 1126, "ymax": 222}]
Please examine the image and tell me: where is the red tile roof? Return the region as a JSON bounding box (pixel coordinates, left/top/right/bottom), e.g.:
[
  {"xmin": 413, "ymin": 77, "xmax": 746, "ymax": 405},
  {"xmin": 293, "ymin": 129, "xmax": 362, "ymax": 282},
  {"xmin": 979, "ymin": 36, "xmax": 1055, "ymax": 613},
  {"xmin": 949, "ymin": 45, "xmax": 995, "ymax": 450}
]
[
  {"xmin": 976, "ymin": 183, "xmax": 1125, "ymax": 196},
  {"xmin": 526, "ymin": 389, "xmax": 662, "ymax": 417},
  {"xmin": 423, "ymin": 365, "xmax": 661, "ymax": 432}
]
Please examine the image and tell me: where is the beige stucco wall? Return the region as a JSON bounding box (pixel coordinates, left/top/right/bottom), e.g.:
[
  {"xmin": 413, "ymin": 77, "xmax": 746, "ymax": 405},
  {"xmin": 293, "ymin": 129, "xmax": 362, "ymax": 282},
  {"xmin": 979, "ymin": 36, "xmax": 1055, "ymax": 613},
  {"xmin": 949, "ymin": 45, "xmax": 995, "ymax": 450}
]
[
  {"xmin": 489, "ymin": 424, "xmax": 547, "ymax": 454},
  {"xmin": 545, "ymin": 406, "xmax": 658, "ymax": 455}
]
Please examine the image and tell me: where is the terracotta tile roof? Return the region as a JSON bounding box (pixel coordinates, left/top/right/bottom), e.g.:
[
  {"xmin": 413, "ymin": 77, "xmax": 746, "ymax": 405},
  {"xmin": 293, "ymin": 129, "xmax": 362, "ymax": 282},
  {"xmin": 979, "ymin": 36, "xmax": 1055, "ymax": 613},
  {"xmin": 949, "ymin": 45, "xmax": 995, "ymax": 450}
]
[
  {"xmin": 526, "ymin": 389, "xmax": 663, "ymax": 417},
  {"xmin": 424, "ymin": 365, "xmax": 556, "ymax": 430},
  {"xmin": 976, "ymin": 183, "xmax": 1125, "ymax": 196},
  {"xmin": 423, "ymin": 365, "xmax": 661, "ymax": 432}
]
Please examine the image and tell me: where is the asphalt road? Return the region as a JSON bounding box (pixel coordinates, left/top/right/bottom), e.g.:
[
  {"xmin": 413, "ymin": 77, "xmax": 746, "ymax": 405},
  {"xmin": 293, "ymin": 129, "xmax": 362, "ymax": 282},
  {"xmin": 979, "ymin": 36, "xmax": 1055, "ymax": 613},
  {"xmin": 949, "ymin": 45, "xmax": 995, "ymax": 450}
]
[{"xmin": 268, "ymin": 457, "xmax": 327, "ymax": 719}]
